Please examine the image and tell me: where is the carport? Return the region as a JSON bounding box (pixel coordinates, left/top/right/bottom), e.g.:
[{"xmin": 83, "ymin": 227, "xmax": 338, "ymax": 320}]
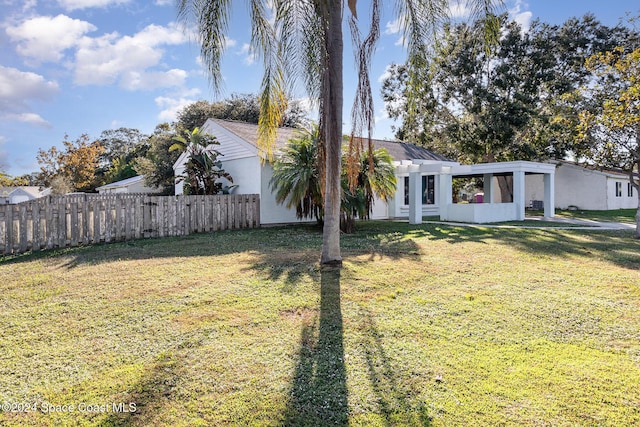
[{"xmin": 405, "ymin": 161, "xmax": 556, "ymax": 224}]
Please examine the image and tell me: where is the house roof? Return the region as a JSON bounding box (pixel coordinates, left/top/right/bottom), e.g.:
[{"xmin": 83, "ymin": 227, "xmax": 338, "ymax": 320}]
[
  {"xmin": 210, "ymin": 119, "xmax": 449, "ymax": 162},
  {"xmin": 551, "ymin": 160, "xmax": 639, "ymax": 179},
  {"xmin": 96, "ymin": 175, "xmax": 145, "ymax": 190},
  {"xmin": 0, "ymin": 186, "xmax": 45, "ymax": 198}
]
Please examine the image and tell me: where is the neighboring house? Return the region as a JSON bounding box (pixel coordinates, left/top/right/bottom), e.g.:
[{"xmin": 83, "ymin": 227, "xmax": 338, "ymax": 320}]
[
  {"xmin": 174, "ymin": 119, "xmax": 556, "ymax": 224},
  {"xmin": 96, "ymin": 175, "xmax": 162, "ymax": 195},
  {"xmin": 526, "ymin": 161, "xmax": 639, "ymax": 210},
  {"xmin": 0, "ymin": 186, "xmax": 49, "ymax": 204}
]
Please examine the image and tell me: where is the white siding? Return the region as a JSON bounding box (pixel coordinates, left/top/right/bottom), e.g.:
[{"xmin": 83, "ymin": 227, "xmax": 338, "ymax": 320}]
[
  {"xmin": 260, "ymin": 163, "xmax": 309, "ymax": 225},
  {"xmin": 526, "ymin": 164, "xmax": 608, "ymax": 210},
  {"xmin": 201, "ymin": 120, "xmax": 256, "ymax": 161},
  {"xmin": 606, "ymin": 178, "xmax": 638, "ymax": 210}
]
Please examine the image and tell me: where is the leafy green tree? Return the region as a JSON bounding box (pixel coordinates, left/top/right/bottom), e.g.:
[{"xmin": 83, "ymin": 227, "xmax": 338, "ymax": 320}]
[
  {"xmin": 577, "ymin": 47, "xmax": 640, "ymax": 237},
  {"xmin": 382, "ymin": 14, "xmax": 634, "ymax": 200},
  {"xmin": 135, "ymin": 123, "xmax": 182, "ymax": 195},
  {"xmin": 179, "ymin": 0, "xmax": 500, "ymax": 265},
  {"xmin": 176, "ymin": 94, "xmax": 309, "ymax": 132},
  {"xmin": 270, "ymin": 127, "xmax": 396, "ymax": 233},
  {"xmin": 170, "ymin": 128, "xmax": 233, "ymax": 195},
  {"xmin": 95, "ymin": 127, "xmax": 150, "ymax": 186}
]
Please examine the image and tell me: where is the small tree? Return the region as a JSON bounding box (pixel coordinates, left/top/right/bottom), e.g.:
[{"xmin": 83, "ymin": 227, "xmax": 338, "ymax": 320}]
[
  {"xmin": 270, "ymin": 127, "xmax": 324, "ymax": 222},
  {"xmin": 270, "ymin": 127, "xmax": 396, "ymax": 232},
  {"xmin": 170, "ymin": 128, "xmax": 233, "ymax": 195},
  {"xmin": 577, "ymin": 47, "xmax": 640, "ymax": 237},
  {"xmin": 37, "ymin": 134, "xmax": 104, "ymax": 192}
]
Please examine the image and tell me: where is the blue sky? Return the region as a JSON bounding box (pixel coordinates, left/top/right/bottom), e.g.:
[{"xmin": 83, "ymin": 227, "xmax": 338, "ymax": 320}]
[{"xmin": 0, "ymin": 0, "xmax": 637, "ymax": 177}]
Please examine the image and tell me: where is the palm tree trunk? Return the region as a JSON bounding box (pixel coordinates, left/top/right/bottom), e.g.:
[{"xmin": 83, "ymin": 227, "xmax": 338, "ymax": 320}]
[{"xmin": 321, "ymin": 0, "xmax": 344, "ymax": 266}]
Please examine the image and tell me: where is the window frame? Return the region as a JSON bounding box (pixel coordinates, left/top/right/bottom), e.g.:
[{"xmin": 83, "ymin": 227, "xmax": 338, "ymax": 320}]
[{"xmin": 403, "ymin": 175, "xmax": 436, "ymax": 206}]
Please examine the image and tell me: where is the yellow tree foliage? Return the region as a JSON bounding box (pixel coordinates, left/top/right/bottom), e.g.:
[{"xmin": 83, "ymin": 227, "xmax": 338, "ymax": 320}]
[
  {"xmin": 579, "ymin": 46, "xmax": 640, "ymax": 237},
  {"xmin": 37, "ymin": 134, "xmax": 104, "ymax": 192}
]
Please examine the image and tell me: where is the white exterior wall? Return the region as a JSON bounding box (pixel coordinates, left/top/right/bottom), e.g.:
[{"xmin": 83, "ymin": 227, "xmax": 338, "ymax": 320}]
[
  {"xmin": 526, "ymin": 163, "xmax": 637, "ymax": 210},
  {"xmin": 606, "ymin": 177, "xmax": 638, "ymax": 210},
  {"xmin": 446, "ymin": 202, "xmax": 518, "ymax": 223},
  {"xmin": 260, "ymin": 163, "xmax": 312, "ymax": 225},
  {"xmin": 370, "ymin": 196, "xmax": 389, "ymax": 219}
]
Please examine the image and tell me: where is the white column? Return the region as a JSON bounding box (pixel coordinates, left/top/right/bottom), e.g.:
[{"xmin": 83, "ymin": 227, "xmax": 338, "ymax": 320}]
[
  {"xmin": 544, "ymin": 173, "xmax": 555, "ymax": 218},
  {"xmin": 439, "ymin": 171, "xmax": 453, "ymax": 221},
  {"xmin": 409, "ymin": 171, "xmax": 422, "ymax": 224},
  {"xmin": 513, "ymin": 171, "xmax": 526, "ymax": 220},
  {"xmin": 483, "ymin": 173, "xmax": 494, "ymax": 203}
]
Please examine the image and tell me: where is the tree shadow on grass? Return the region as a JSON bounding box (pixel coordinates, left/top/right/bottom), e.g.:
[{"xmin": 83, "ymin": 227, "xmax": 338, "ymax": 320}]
[
  {"xmin": 96, "ymin": 350, "xmax": 182, "ymax": 427},
  {"xmin": 283, "ymin": 267, "xmax": 348, "ymax": 426},
  {"xmin": 358, "ymin": 309, "xmax": 432, "ymax": 426}
]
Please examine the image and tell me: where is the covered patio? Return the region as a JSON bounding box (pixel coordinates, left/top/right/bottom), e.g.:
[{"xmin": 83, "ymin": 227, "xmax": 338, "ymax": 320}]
[{"xmin": 403, "ymin": 160, "xmax": 556, "ymax": 224}]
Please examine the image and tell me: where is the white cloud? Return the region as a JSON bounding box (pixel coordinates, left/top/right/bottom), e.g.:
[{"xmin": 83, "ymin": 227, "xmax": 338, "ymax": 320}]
[
  {"xmin": 57, "ymin": 0, "xmax": 130, "ymax": 11},
  {"xmin": 448, "ymin": 1, "xmax": 471, "ymax": 19},
  {"xmin": 6, "ymin": 14, "xmax": 96, "ymax": 63},
  {"xmin": 224, "ymin": 37, "xmax": 237, "ymax": 48},
  {"xmin": 0, "ymin": 66, "xmax": 57, "ymax": 127},
  {"xmin": 4, "ymin": 113, "xmax": 51, "ymax": 128},
  {"xmin": 238, "ymin": 43, "xmax": 256, "ymax": 65},
  {"xmin": 74, "ymin": 23, "xmax": 188, "ymax": 89},
  {"xmin": 154, "ymin": 0, "xmax": 172, "ymax": 5},
  {"xmin": 120, "ymin": 69, "xmax": 188, "ymax": 91},
  {"xmin": 0, "ymin": 66, "xmax": 59, "ymax": 105},
  {"xmin": 509, "ymin": 0, "xmax": 532, "ymax": 32},
  {"xmin": 384, "ymin": 18, "xmax": 401, "ymax": 35},
  {"xmin": 384, "ymin": 18, "xmax": 406, "ymax": 46},
  {"xmin": 377, "ymin": 65, "xmax": 393, "ymax": 84},
  {"xmin": 155, "ymin": 95, "xmax": 199, "ymax": 122}
]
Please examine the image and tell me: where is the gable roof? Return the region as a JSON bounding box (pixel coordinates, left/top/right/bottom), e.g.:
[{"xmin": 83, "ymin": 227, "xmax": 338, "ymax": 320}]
[
  {"xmin": 96, "ymin": 175, "xmax": 145, "ymax": 191},
  {"xmin": 210, "ymin": 119, "xmax": 449, "ymax": 162},
  {"xmin": 551, "ymin": 160, "xmax": 639, "ymax": 180},
  {"xmin": 0, "ymin": 186, "xmax": 46, "ymax": 198}
]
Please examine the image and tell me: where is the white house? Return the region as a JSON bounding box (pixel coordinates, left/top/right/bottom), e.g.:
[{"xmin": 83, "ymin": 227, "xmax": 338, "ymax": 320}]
[
  {"xmin": 174, "ymin": 119, "xmax": 556, "ymax": 224},
  {"xmin": 96, "ymin": 175, "xmax": 162, "ymax": 194},
  {"xmin": 0, "ymin": 186, "xmax": 49, "ymax": 204},
  {"xmin": 526, "ymin": 161, "xmax": 638, "ymax": 211}
]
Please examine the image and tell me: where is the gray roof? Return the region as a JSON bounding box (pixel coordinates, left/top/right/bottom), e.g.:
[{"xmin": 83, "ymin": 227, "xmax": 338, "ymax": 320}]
[
  {"xmin": 96, "ymin": 175, "xmax": 144, "ymax": 190},
  {"xmin": 212, "ymin": 119, "xmax": 449, "ymax": 162},
  {"xmin": 0, "ymin": 186, "xmax": 45, "ymax": 197}
]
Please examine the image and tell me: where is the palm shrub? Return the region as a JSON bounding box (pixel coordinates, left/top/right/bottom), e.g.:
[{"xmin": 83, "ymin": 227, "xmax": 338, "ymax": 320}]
[
  {"xmin": 170, "ymin": 128, "xmax": 234, "ymax": 195},
  {"xmin": 341, "ymin": 147, "xmax": 396, "ymax": 233},
  {"xmin": 271, "ymin": 127, "xmax": 396, "ymax": 232},
  {"xmin": 270, "ymin": 127, "xmax": 324, "ymax": 222}
]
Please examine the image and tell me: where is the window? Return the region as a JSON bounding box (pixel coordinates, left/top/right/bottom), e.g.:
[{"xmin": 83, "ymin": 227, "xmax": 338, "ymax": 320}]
[
  {"xmin": 628, "ymin": 183, "xmax": 634, "ymax": 197},
  {"xmin": 404, "ymin": 175, "xmax": 436, "ymax": 205},
  {"xmin": 616, "ymin": 182, "xmax": 622, "ymax": 197}
]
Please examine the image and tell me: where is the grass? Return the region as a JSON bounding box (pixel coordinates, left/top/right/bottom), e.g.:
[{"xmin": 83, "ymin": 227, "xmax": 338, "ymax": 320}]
[
  {"xmin": 1, "ymin": 222, "xmax": 639, "ymax": 426},
  {"xmin": 554, "ymin": 208, "xmax": 638, "ymax": 224}
]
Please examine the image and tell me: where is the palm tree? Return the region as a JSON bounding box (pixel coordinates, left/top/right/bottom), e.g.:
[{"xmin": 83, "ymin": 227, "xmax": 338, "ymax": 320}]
[
  {"xmin": 270, "ymin": 126, "xmax": 323, "ymax": 222},
  {"xmin": 341, "ymin": 147, "xmax": 397, "ymax": 233},
  {"xmin": 178, "ymin": 0, "xmax": 501, "ymax": 265},
  {"xmin": 170, "ymin": 128, "xmax": 233, "ymax": 195},
  {"xmin": 270, "ymin": 127, "xmax": 397, "ymax": 233}
]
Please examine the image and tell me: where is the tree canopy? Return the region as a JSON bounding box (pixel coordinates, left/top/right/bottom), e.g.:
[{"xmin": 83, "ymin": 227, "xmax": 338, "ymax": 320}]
[
  {"xmin": 382, "ymin": 14, "xmax": 634, "ymax": 164},
  {"xmin": 176, "ymin": 94, "xmax": 310, "ymax": 133},
  {"xmin": 576, "ymin": 46, "xmax": 640, "ymax": 237},
  {"xmin": 36, "ymin": 134, "xmax": 104, "ymax": 192}
]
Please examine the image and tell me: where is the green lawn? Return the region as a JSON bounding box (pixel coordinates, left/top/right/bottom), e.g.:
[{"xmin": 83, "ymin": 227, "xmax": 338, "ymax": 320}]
[
  {"xmin": 1, "ymin": 222, "xmax": 639, "ymax": 426},
  {"xmin": 554, "ymin": 208, "xmax": 638, "ymax": 224}
]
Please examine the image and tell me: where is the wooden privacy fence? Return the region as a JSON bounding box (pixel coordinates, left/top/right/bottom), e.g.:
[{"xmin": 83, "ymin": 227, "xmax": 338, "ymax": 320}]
[{"xmin": 0, "ymin": 193, "xmax": 260, "ymax": 255}]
